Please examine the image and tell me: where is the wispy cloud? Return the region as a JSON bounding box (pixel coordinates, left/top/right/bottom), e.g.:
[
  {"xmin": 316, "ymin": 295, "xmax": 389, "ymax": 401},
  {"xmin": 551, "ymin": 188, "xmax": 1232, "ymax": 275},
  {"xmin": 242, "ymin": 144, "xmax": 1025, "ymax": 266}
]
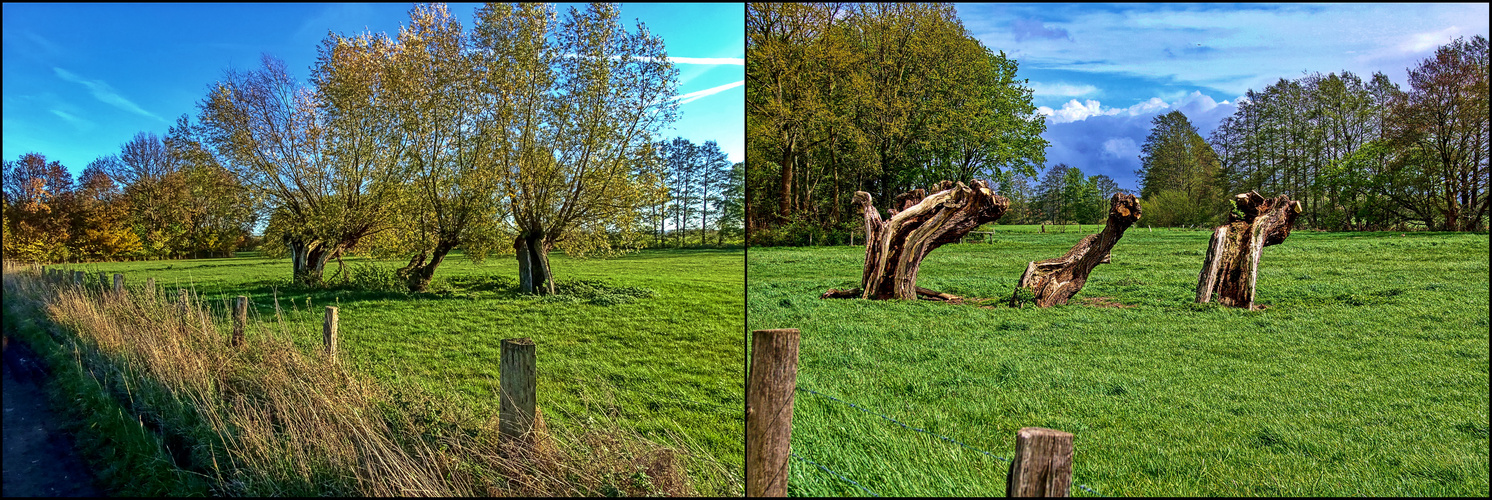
[
  {"xmin": 53, "ymin": 67, "xmax": 165, "ymax": 122},
  {"xmin": 1012, "ymin": 18, "xmax": 1072, "ymax": 42},
  {"xmin": 1028, "ymin": 81, "xmax": 1099, "ymax": 97},
  {"xmin": 673, "ymin": 80, "xmax": 743, "ymax": 105},
  {"xmin": 50, "ymin": 109, "xmax": 94, "ymax": 131}
]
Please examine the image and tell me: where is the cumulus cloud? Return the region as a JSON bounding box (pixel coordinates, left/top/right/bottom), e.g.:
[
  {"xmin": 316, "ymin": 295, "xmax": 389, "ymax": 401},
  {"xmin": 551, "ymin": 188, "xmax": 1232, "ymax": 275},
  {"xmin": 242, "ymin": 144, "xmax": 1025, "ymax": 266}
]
[
  {"xmin": 53, "ymin": 67, "xmax": 164, "ymax": 122},
  {"xmin": 1038, "ymin": 91, "xmax": 1239, "ymax": 191}
]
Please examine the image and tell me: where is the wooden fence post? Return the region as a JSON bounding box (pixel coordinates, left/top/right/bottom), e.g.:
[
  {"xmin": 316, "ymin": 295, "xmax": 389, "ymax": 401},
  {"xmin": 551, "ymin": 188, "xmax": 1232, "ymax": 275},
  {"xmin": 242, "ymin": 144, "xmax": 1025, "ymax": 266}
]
[
  {"xmin": 499, "ymin": 338, "xmax": 538, "ymax": 443},
  {"xmin": 74, "ymin": 271, "xmax": 84, "ymax": 286},
  {"xmin": 113, "ymin": 273, "xmax": 124, "ymax": 294},
  {"xmin": 232, "ymin": 296, "xmax": 248, "ymax": 347},
  {"xmin": 746, "ymin": 328, "xmax": 801, "ymax": 497},
  {"xmin": 178, "ymin": 289, "xmax": 189, "ymax": 317},
  {"xmin": 323, "ymin": 306, "xmax": 338, "ymax": 358},
  {"xmin": 1006, "ymin": 427, "xmax": 1074, "ymax": 497}
]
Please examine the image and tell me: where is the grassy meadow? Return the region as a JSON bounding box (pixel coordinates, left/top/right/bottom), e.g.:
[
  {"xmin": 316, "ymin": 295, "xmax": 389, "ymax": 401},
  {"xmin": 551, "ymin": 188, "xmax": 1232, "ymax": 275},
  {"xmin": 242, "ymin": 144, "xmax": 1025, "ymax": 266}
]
[
  {"xmin": 748, "ymin": 225, "xmax": 1488, "ymax": 497},
  {"xmin": 21, "ymin": 248, "xmax": 744, "ymax": 495}
]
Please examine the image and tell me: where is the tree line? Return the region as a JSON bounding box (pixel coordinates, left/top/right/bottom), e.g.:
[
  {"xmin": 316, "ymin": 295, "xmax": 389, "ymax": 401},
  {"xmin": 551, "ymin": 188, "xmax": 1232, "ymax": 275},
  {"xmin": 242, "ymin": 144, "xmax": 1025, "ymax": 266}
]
[
  {"xmin": 3, "ymin": 3, "xmax": 745, "ymax": 294},
  {"xmin": 1141, "ymin": 35, "xmax": 1488, "ymax": 231},
  {"xmin": 745, "ymin": 2, "xmax": 1049, "ymax": 245}
]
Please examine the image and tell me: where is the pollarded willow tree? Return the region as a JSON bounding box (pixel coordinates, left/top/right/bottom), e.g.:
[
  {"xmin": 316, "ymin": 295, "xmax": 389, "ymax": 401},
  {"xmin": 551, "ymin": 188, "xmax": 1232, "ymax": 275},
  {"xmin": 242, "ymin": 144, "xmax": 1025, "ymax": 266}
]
[
  {"xmin": 478, "ymin": 3, "xmax": 679, "ymax": 294},
  {"xmin": 200, "ymin": 55, "xmax": 408, "ymax": 285}
]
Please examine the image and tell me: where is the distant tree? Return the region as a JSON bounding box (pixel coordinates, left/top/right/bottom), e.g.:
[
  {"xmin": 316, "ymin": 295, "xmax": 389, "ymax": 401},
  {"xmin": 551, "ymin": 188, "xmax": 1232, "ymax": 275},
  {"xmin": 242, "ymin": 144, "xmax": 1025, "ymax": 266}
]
[
  {"xmin": 2, "ymin": 152, "xmax": 74, "ymax": 262},
  {"xmin": 716, "ymin": 161, "xmax": 746, "ymax": 244},
  {"xmin": 70, "ymin": 161, "xmax": 141, "ymax": 259},
  {"xmin": 696, "ymin": 141, "xmax": 731, "ymax": 245},
  {"xmin": 1384, "ymin": 35, "xmax": 1489, "ymax": 231},
  {"xmin": 1035, "ymin": 163, "xmax": 1068, "ymax": 224},
  {"xmin": 1137, "ymin": 110, "xmax": 1224, "ymax": 226}
]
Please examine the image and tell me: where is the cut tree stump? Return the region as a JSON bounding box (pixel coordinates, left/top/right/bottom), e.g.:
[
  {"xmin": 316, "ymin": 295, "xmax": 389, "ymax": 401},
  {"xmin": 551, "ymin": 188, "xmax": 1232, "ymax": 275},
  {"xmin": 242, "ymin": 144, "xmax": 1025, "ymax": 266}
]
[
  {"xmin": 1195, "ymin": 191, "xmax": 1302, "ymax": 309},
  {"xmin": 1014, "ymin": 193, "xmax": 1141, "ymax": 307},
  {"xmin": 821, "ymin": 180, "xmax": 1009, "ymax": 301}
]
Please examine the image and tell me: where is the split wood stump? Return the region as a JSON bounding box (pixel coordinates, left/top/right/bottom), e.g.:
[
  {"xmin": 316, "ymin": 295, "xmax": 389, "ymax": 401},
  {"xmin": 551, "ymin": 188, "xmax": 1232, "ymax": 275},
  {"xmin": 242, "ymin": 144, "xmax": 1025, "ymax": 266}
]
[
  {"xmin": 1013, "ymin": 193, "xmax": 1141, "ymax": 307},
  {"xmin": 1195, "ymin": 191, "xmax": 1302, "ymax": 309},
  {"xmin": 822, "ymin": 180, "xmax": 1010, "ymax": 301}
]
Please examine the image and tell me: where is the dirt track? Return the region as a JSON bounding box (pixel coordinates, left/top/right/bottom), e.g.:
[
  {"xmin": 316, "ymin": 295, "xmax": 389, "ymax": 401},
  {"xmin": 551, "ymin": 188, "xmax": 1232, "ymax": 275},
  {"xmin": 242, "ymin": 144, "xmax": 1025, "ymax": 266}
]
[{"xmin": 2, "ymin": 337, "xmax": 103, "ymax": 497}]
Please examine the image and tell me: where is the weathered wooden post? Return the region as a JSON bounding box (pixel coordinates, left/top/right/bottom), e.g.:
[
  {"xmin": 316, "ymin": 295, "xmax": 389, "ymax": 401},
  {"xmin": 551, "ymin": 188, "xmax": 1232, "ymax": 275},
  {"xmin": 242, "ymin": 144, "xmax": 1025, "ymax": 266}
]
[
  {"xmin": 177, "ymin": 289, "xmax": 189, "ymax": 317},
  {"xmin": 746, "ymin": 328, "xmax": 801, "ymax": 497},
  {"xmin": 1006, "ymin": 427, "xmax": 1074, "ymax": 497},
  {"xmin": 499, "ymin": 338, "xmax": 537, "ymax": 443},
  {"xmin": 232, "ymin": 296, "xmax": 248, "ymax": 347},
  {"xmin": 113, "ymin": 273, "xmax": 124, "ymax": 294},
  {"xmin": 73, "ymin": 271, "xmax": 84, "ymax": 287},
  {"xmin": 323, "ymin": 306, "xmax": 338, "ymax": 358}
]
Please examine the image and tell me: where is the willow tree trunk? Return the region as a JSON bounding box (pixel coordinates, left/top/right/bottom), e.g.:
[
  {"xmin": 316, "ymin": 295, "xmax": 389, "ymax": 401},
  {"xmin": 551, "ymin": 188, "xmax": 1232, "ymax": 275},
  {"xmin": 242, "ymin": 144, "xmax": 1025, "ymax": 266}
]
[
  {"xmin": 515, "ymin": 232, "xmax": 555, "ymax": 295},
  {"xmin": 398, "ymin": 241, "xmax": 456, "ymax": 292},
  {"xmin": 1196, "ymin": 191, "xmax": 1302, "ymax": 309},
  {"xmin": 822, "ymin": 180, "xmax": 1009, "ymax": 300},
  {"xmin": 288, "ymin": 237, "xmax": 336, "ymax": 286},
  {"xmin": 1015, "ymin": 193, "xmax": 1142, "ymax": 307}
]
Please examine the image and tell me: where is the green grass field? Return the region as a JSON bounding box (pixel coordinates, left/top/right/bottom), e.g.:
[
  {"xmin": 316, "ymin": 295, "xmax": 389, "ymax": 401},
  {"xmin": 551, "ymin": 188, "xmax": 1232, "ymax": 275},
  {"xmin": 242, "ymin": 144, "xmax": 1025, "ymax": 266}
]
[
  {"xmin": 748, "ymin": 226, "xmax": 1488, "ymax": 497},
  {"xmin": 63, "ymin": 248, "xmax": 745, "ymax": 495}
]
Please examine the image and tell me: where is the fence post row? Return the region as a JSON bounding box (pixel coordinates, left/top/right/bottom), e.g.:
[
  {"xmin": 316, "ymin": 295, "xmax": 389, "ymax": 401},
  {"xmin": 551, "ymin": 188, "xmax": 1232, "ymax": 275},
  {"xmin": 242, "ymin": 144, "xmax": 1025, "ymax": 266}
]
[
  {"xmin": 232, "ymin": 296, "xmax": 248, "ymax": 347},
  {"xmin": 746, "ymin": 328, "xmax": 801, "ymax": 497},
  {"xmin": 1006, "ymin": 427, "xmax": 1074, "ymax": 497},
  {"xmin": 498, "ymin": 337, "xmax": 538, "ymax": 444},
  {"xmin": 323, "ymin": 306, "xmax": 338, "ymax": 358}
]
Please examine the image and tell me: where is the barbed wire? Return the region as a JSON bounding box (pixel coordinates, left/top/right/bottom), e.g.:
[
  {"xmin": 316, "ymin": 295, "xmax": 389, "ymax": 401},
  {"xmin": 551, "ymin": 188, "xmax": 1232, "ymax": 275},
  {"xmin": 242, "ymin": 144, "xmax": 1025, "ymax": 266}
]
[
  {"xmin": 796, "ymin": 386, "xmax": 1009, "ymax": 462},
  {"xmin": 790, "ymin": 450, "xmax": 880, "ymax": 497}
]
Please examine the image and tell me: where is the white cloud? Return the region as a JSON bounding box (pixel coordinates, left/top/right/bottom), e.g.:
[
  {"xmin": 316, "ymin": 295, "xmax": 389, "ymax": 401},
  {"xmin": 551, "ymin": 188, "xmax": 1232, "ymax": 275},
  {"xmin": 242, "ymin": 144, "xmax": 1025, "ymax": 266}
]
[
  {"xmin": 673, "ymin": 80, "xmax": 743, "ymax": 105},
  {"xmin": 50, "ymin": 109, "xmax": 94, "ymax": 131},
  {"xmin": 1028, "ymin": 81, "xmax": 1099, "ymax": 97},
  {"xmin": 53, "ymin": 67, "xmax": 164, "ymax": 122},
  {"xmin": 1039, "ymin": 91, "xmax": 1225, "ymax": 124},
  {"xmin": 1038, "ymin": 99, "xmax": 1118, "ymax": 123},
  {"xmin": 1399, "ymin": 26, "xmax": 1463, "ymax": 54}
]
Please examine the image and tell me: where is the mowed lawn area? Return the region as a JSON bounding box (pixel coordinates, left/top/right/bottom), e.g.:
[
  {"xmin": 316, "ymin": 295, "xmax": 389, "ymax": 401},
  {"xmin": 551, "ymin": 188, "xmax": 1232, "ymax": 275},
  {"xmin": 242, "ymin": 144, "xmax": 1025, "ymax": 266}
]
[
  {"xmin": 748, "ymin": 226, "xmax": 1488, "ymax": 497},
  {"xmin": 73, "ymin": 248, "xmax": 745, "ymax": 493}
]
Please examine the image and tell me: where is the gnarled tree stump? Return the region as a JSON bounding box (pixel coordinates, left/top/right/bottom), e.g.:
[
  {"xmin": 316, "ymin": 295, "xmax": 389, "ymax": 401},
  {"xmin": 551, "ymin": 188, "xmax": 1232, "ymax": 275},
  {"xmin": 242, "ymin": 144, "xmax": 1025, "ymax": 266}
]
[
  {"xmin": 1014, "ymin": 193, "xmax": 1142, "ymax": 307},
  {"xmin": 821, "ymin": 180, "xmax": 1009, "ymax": 301},
  {"xmin": 1196, "ymin": 191, "xmax": 1302, "ymax": 309}
]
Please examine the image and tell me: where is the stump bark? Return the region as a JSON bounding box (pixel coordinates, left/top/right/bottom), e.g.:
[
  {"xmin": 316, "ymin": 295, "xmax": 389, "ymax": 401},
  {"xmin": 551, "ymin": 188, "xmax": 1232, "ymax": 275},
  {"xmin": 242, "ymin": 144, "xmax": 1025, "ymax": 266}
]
[
  {"xmin": 1195, "ymin": 191, "xmax": 1302, "ymax": 309},
  {"xmin": 821, "ymin": 180, "xmax": 1009, "ymax": 301},
  {"xmin": 1014, "ymin": 193, "xmax": 1141, "ymax": 307}
]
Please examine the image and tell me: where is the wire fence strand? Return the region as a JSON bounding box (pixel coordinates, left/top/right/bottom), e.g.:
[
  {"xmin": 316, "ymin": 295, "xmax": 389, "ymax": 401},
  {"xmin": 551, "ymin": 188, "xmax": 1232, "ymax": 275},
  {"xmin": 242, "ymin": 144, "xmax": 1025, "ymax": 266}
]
[{"xmin": 790, "ymin": 450, "xmax": 880, "ymax": 497}]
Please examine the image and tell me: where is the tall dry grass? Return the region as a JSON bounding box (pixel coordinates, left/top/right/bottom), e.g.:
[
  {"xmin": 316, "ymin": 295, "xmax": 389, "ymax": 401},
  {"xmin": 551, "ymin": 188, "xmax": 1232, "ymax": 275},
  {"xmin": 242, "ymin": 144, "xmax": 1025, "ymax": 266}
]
[{"xmin": 3, "ymin": 262, "xmax": 702, "ymax": 496}]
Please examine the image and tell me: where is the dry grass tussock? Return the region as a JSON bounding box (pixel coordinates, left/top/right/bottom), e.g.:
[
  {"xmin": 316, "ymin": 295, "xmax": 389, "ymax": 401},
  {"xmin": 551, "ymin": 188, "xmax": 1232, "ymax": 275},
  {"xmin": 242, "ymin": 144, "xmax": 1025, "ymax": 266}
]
[{"xmin": 3, "ymin": 263, "xmax": 701, "ymax": 496}]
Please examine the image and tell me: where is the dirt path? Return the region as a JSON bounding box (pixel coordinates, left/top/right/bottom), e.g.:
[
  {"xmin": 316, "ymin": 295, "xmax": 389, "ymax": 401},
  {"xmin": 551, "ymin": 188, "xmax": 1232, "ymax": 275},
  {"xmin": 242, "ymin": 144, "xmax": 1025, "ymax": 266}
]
[{"xmin": 3, "ymin": 338, "xmax": 103, "ymax": 497}]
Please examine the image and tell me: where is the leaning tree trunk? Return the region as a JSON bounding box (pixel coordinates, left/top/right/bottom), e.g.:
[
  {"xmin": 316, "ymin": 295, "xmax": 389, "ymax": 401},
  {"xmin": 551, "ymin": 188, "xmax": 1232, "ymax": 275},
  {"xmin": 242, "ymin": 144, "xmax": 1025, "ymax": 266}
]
[
  {"xmin": 288, "ymin": 236, "xmax": 337, "ymax": 286},
  {"xmin": 398, "ymin": 240, "xmax": 456, "ymax": 292},
  {"xmin": 1014, "ymin": 193, "xmax": 1142, "ymax": 307},
  {"xmin": 822, "ymin": 180, "xmax": 1009, "ymax": 300},
  {"xmin": 1196, "ymin": 191, "xmax": 1302, "ymax": 309},
  {"xmin": 515, "ymin": 232, "xmax": 555, "ymax": 295}
]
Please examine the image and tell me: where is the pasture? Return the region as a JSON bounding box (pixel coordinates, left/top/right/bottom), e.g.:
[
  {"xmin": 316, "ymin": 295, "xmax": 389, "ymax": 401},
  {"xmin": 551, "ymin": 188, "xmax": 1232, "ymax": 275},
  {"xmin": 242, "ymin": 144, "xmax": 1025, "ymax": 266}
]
[
  {"xmin": 747, "ymin": 226, "xmax": 1488, "ymax": 496},
  {"xmin": 35, "ymin": 248, "xmax": 745, "ymax": 495}
]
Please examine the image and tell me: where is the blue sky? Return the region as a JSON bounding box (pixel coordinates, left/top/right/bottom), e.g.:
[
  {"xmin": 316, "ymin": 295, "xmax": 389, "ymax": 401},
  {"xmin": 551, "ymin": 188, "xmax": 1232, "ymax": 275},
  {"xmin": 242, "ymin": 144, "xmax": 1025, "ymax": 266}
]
[
  {"xmin": 2, "ymin": 2, "xmax": 744, "ymax": 177},
  {"xmin": 956, "ymin": 2, "xmax": 1490, "ymax": 191}
]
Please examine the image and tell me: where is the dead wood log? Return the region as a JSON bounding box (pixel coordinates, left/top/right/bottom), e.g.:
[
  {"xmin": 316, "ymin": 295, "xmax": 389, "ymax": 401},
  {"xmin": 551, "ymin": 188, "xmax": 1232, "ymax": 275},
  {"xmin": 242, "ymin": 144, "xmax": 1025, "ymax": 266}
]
[
  {"xmin": 823, "ymin": 180, "xmax": 1009, "ymax": 301},
  {"xmin": 1195, "ymin": 191, "xmax": 1302, "ymax": 309},
  {"xmin": 1014, "ymin": 193, "xmax": 1141, "ymax": 307}
]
